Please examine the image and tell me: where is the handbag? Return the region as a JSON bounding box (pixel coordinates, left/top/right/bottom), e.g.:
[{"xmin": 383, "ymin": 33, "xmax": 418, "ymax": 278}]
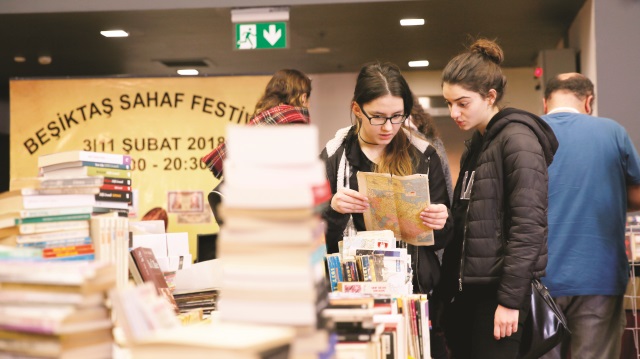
[{"xmin": 519, "ymin": 278, "xmax": 570, "ymax": 359}]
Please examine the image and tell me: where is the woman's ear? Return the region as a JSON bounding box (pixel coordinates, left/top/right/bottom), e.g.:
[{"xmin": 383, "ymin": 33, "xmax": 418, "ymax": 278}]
[
  {"xmin": 351, "ymin": 101, "xmax": 362, "ymax": 117},
  {"xmin": 487, "ymin": 89, "xmax": 498, "ymax": 106},
  {"xmin": 300, "ymin": 93, "xmax": 309, "ymax": 107}
]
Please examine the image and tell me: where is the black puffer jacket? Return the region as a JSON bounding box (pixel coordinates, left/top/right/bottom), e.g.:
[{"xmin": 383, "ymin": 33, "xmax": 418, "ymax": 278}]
[{"xmin": 439, "ymin": 108, "xmax": 558, "ymax": 310}]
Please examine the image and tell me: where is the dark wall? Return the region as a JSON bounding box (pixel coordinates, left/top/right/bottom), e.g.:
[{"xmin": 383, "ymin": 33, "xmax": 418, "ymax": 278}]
[{"xmin": 0, "ymin": 133, "xmax": 8, "ymax": 192}]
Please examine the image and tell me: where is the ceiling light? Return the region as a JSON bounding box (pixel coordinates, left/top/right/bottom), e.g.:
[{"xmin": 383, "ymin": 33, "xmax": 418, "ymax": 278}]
[
  {"xmin": 177, "ymin": 69, "xmax": 199, "ymax": 76},
  {"xmin": 231, "ymin": 7, "xmax": 289, "ymax": 23},
  {"xmin": 400, "ymin": 18, "xmax": 425, "ymax": 26},
  {"xmin": 306, "ymin": 47, "xmax": 331, "ymax": 54},
  {"xmin": 408, "ymin": 60, "xmax": 429, "ymax": 68},
  {"xmin": 100, "ymin": 30, "xmax": 129, "ymax": 38},
  {"xmin": 14, "ymin": 56, "xmax": 26, "ymax": 63},
  {"xmin": 38, "ymin": 56, "xmax": 52, "ymax": 65}
]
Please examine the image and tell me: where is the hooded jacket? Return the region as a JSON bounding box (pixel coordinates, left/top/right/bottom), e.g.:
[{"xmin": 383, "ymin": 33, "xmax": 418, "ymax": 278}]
[
  {"xmin": 439, "ymin": 108, "xmax": 558, "ymax": 309},
  {"xmin": 321, "ymin": 126, "xmax": 454, "ymax": 293}
]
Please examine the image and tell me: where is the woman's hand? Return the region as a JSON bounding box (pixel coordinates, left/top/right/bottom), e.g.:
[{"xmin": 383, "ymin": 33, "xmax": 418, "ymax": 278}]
[
  {"xmin": 494, "ymin": 304, "xmax": 519, "ymax": 340},
  {"xmin": 420, "ymin": 203, "xmax": 448, "ymax": 230},
  {"xmin": 330, "ymin": 188, "xmax": 369, "ymax": 214}
]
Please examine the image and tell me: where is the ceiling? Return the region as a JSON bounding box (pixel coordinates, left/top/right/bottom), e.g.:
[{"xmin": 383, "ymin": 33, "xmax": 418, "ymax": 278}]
[{"xmin": 0, "ymin": 0, "xmax": 586, "ymax": 98}]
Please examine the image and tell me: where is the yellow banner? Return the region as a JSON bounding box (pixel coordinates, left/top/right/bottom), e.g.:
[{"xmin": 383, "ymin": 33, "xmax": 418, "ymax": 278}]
[{"xmin": 10, "ymin": 76, "xmax": 270, "ymax": 259}]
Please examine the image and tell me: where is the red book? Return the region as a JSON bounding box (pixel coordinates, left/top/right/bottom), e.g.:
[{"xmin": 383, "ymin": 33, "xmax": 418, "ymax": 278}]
[
  {"xmin": 100, "ymin": 183, "xmax": 132, "ymax": 192},
  {"xmin": 42, "ymin": 244, "xmax": 94, "ymax": 258},
  {"xmin": 130, "ymin": 247, "xmax": 179, "ymax": 313}
]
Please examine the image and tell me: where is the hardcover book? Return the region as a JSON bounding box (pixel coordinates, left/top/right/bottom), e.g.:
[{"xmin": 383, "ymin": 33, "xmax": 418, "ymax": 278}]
[{"xmin": 130, "ymin": 247, "xmax": 179, "ymax": 314}]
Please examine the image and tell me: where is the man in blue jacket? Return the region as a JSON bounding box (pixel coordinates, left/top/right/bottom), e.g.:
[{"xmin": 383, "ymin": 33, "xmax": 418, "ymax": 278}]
[{"xmin": 541, "ymin": 72, "xmax": 640, "ymax": 359}]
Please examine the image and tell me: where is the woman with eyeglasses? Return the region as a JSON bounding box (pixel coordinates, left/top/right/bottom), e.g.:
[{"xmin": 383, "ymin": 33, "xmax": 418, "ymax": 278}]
[
  {"xmin": 321, "ymin": 61, "xmax": 453, "ymax": 357},
  {"xmin": 436, "ymin": 39, "xmax": 558, "ymax": 359}
]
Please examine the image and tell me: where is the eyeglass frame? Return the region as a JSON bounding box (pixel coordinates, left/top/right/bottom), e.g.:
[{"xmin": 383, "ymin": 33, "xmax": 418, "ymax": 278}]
[{"xmin": 360, "ymin": 106, "xmax": 408, "ymax": 126}]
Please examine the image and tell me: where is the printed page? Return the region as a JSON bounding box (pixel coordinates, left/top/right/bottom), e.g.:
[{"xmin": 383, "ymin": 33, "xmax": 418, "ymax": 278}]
[{"xmin": 357, "ymin": 172, "xmax": 433, "ymax": 246}]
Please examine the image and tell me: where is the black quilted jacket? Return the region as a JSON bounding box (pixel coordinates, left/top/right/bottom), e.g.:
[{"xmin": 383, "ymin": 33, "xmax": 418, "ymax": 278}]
[{"xmin": 439, "ymin": 108, "xmax": 558, "ymax": 310}]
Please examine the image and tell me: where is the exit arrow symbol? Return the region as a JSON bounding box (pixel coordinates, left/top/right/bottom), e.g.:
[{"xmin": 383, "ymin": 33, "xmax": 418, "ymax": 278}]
[{"xmin": 263, "ymin": 25, "xmax": 281, "ymax": 46}]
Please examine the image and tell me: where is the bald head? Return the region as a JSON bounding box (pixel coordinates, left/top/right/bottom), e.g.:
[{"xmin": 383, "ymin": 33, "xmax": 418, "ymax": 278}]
[{"xmin": 543, "ymin": 72, "xmax": 595, "ymax": 115}]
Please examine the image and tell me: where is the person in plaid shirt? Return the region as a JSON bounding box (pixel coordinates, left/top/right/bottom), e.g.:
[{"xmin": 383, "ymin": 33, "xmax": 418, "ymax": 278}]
[{"xmin": 201, "ymin": 69, "xmax": 311, "ymax": 179}]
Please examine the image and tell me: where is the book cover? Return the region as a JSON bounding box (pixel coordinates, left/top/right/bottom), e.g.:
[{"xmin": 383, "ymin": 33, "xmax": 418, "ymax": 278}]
[
  {"xmin": 356, "ymin": 172, "xmax": 434, "ymax": 246},
  {"xmin": 38, "ymin": 150, "xmax": 131, "ymax": 168},
  {"xmin": 130, "ymin": 247, "xmax": 179, "ymax": 313}
]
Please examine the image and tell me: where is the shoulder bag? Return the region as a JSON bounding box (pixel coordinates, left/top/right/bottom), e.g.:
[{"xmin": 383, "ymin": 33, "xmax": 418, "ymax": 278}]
[{"xmin": 519, "ymin": 278, "xmax": 571, "ymax": 359}]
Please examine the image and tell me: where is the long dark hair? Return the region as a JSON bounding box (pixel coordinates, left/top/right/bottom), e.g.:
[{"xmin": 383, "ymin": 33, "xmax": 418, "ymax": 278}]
[
  {"xmin": 254, "ymin": 69, "xmax": 311, "ymax": 114},
  {"xmin": 353, "ymin": 62, "xmax": 416, "ymax": 176}
]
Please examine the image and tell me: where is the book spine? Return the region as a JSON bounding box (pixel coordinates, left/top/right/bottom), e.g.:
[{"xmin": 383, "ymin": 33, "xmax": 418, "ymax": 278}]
[
  {"xmin": 81, "ymin": 161, "xmax": 131, "ymax": 170},
  {"xmin": 39, "ymin": 151, "xmax": 131, "ymax": 167},
  {"xmin": 22, "ymin": 194, "xmax": 95, "ymax": 209},
  {"xmin": 18, "ymin": 237, "xmax": 92, "ymax": 248},
  {"xmin": 42, "ymin": 243, "xmax": 94, "ymax": 256},
  {"xmin": 17, "ymin": 206, "xmax": 93, "ymax": 219},
  {"xmin": 47, "ymin": 253, "xmax": 96, "ymax": 261},
  {"xmin": 86, "ymin": 167, "xmax": 131, "ymax": 179},
  {"xmin": 103, "ymin": 177, "xmax": 132, "ymax": 186},
  {"xmin": 42, "ymin": 244, "xmax": 95, "ymax": 258},
  {"xmin": 18, "ymin": 220, "xmax": 89, "ymax": 235},
  {"xmin": 15, "ymin": 229, "xmax": 91, "ymax": 244},
  {"xmin": 95, "ymin": 190, "xmax": 132, "ymax": 203},
  {"xmin": 38, "ymin": 177, "xmax": 104, "ymax": 188},
  {"xmin": 16, "ymin": 213, "xmax": 91, "ymax": 225},
  {"xmin": 100, "ymin": 184, "xmax": 132, "ymax": 192},
  {"xmin": 18, "ymin": 187, "xmax": 100, "ymax": 196},
  {"xmin": 326, "ymin": 254, "xmax": 343, "ymax": 292}
]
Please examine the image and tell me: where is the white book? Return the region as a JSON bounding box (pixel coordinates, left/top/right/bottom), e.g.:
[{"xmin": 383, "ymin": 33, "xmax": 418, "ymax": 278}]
[
  {"xmin": 0, "ymin": 194, "xmax": 96, "ymax": 212},
  {"xmin": 225, "ymin": 125, "xmax": 319, "ymax": 166},
  {"xmin": 223, "ymin": 158, "xmax": 327, "ymax": 189},
  {"xmin": 38, "ymin": 150, "xmax": 131, "ymax": 168}
]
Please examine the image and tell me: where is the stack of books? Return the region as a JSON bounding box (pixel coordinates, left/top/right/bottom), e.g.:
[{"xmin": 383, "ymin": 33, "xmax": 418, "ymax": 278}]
[
  {"xmin": 38, "ymin": 150, "xmax": 133, "ymax": 217},
  {"xmin": 0, "ymin": 257, "xmax": 116, "ymax": 358},
  {"xmin": 0, "ymin": 176, "xmax": 104, "ymax": 261},
  {"xmin": 216, "ymin": 125, "xmax": 334, "ymax": 359}
]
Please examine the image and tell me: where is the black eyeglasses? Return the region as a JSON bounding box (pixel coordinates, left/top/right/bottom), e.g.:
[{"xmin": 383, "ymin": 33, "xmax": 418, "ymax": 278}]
[{"xmin": 361, "ymin": 108, "xmax": 408, "ymax": 126}]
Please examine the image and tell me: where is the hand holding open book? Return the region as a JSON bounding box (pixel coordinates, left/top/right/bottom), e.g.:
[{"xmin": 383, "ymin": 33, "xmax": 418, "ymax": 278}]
[{"xmin": 356, "ymin": 172, "xmax": 435, "ymax": 246}]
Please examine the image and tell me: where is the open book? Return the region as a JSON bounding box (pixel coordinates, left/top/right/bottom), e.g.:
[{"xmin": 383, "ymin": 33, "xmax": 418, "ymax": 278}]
[{"xmin": 356, "ymin": 172, "xmax": 434, "ymax": 246}]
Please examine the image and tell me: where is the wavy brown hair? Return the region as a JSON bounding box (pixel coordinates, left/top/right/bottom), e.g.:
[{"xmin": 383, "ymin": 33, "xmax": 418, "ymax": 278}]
[
  {"xmin": 254, "ymin": 69, "xmax": 311, "ymax": 115},
  {"xmin": 353, "ymin": 62, "xmax": 418, "ymax": 176}
]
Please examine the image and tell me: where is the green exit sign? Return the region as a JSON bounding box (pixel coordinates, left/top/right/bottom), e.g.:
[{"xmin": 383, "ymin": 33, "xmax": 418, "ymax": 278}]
[{"xmin": 235, "ymin": 22, "xmax": 287, "ymax": 50}]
